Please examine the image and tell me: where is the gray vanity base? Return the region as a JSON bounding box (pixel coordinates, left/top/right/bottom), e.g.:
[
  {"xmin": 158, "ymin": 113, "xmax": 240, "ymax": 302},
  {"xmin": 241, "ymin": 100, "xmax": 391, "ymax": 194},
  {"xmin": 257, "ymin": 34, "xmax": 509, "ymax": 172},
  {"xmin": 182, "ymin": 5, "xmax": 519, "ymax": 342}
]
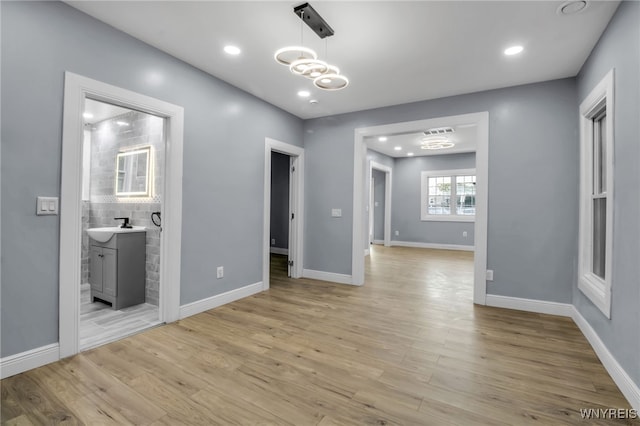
[{"xmin": 89, "ymin": 232, "xmax": 146, "ymax": 310}]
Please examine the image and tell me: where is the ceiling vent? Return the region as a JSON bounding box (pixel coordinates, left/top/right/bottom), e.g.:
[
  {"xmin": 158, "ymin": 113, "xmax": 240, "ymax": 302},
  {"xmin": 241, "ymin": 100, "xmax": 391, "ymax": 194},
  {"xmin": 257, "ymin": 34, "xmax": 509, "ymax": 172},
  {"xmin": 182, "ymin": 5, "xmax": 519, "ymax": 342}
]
[{"xmin": 424, "ymin": 127, "xmax": 455, "ymax": 136}]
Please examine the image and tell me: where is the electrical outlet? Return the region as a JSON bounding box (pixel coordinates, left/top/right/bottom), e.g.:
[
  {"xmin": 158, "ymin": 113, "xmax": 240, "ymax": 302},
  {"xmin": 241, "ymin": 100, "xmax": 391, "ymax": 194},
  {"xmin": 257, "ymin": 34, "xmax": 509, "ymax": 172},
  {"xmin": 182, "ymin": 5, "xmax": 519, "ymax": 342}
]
[
  {"xmin": 217, "ymin": 266, "xmax": 224, "ymax": 279},
  {"xmin": 271, "ymin": 238, "xmax": 275, "ymax": 245},
  {"xmin": 463, "ymin": 231, "xmax": 468, "ymax": 238},
  {"xmin": 395, "ymin": 230, "xmax": 399, "ymax": 236},
  {"xmin": 486, "ymin": 269, "xmax": 494, "ymax": 281}
]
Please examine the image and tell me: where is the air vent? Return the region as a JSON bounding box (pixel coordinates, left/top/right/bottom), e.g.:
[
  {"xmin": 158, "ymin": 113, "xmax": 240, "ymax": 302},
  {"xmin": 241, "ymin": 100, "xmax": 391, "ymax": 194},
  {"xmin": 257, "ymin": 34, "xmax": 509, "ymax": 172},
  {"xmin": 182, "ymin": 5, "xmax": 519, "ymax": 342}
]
[{"xmin": 424, "ymin": 127, "xmax": 455, "ymax": 136}]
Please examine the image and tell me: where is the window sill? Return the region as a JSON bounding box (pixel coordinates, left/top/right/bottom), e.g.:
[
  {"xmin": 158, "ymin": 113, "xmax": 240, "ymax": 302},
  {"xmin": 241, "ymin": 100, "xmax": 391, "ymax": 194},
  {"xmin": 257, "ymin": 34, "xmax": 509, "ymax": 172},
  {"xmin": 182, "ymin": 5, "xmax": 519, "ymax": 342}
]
[
  {"xmin": 421, "ymin": 215, "xmax": 475, "ymax": 223},
  {"xmin": 578, "ymin": 273, "xmax": 611, "ymax": 319}
]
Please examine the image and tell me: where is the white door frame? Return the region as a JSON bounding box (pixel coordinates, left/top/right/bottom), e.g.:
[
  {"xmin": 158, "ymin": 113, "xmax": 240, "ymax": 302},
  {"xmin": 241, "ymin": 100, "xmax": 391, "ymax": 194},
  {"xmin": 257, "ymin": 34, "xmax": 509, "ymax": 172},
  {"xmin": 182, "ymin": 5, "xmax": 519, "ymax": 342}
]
[
  {"xmin": 369, "ymin": 161, "xmax": 392, "ymax": 248},
  {"xmin": 352, "ymin": 112, "xmax": 489, "ymax": 305},
  {"xmin": 369, "ymin": 176, "xmax": 375, "ymax": 250},
  {"xmin": 263, "ymin": 138, "xmax": 304, "ymax": 289},
  {"xmin": 59, "ymin": 72, "xmax": 184, "ymax": 358}
]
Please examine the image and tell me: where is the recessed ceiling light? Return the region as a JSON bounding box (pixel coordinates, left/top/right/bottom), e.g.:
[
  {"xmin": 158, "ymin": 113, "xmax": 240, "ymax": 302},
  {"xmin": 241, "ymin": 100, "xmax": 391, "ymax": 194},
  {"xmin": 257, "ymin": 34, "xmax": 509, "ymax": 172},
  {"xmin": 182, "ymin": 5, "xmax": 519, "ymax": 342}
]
[
  {"xmin": 224, "ymin": 45, "xmax": 241, "ymax": 55},
  {"xmin": 378, "ymin": 136, "xmax": 387, "ymax": 142},
  {"xmin": 394, "ymin": 146, "xmax": 402, "ymax": 151},
  {"xmin": 83, "ymin": 112, "xmax": 93, "ymax": 119},
  {"xmin": 309, "ymin": 99, "xmax": 319, "ymax": 105},
  {"xmin": 407, "ymin": 152, "xmax": 414, "ymax": 157},
  {"xmin": 116, "ymin": 121, "xmax": 129, "ymax": 126},
  {"xmin": 504, "ymin": 45, "xmax": 524, "ymax": 56},
  {"xmin": 297, "ymin": 90, "xmax": 311, "ymax": 98},
  {"xmin": 557, "ymin": 0, "xmax": 588, "ymax": 15}
]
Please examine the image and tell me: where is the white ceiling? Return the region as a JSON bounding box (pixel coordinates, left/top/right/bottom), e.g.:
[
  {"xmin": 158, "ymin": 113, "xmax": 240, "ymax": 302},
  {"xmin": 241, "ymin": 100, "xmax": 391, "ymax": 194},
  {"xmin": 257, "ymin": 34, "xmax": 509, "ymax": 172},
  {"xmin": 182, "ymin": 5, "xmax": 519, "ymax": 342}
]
[
  {"xmin": 66, "ymin": 1, "xmax": 618, "ymax": 120},
  {"xmin": 83, "ymin": 99, "xmax": 131, "ymax": 124},
  {"xmin": 365, "ymin": 124, "xmax": 477, "ymax": 158}
]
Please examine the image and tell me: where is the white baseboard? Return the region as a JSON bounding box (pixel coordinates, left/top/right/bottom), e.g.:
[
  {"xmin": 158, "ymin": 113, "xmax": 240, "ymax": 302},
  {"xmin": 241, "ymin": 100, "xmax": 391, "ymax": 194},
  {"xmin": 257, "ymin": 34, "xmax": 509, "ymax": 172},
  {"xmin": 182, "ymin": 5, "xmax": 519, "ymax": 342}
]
[
  {"xmin": 572, "ymin": 307, "xmax": 640, "ymax": 411},
  {"xmin": 270, "ymin": 247, "xmax": 288, "ymax": 255},
  {"xmin": 0, "ymin": 343, "xmax": 60, "ymax": 379},
  {"xmin": 485, "ymin": 295, "xmax": 573, "ymax": 317},
  {"xmin": 391, "ymin": 240, "xmax": 474, "ymax": 252},
  {"xmin": 302, "ymin": 269, "xmax": 355, "ymax": 286},
  {"xmin": 179, "ymin": 281, "xmax": 263, "ymax": 319},
  {"xmin": 373, "ymin": 239, "xmax": 384, "ymax": 245}
]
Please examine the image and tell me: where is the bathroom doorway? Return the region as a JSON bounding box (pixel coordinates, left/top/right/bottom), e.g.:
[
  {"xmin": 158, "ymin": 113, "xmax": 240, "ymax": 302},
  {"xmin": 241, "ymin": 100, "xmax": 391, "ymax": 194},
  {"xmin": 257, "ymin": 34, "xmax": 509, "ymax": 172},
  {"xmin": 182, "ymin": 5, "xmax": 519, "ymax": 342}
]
[
  {"xmin": 59, "ymin": 72, "xmax": 184, "ymax": 358},
  {"xmin": 79, "ymin": 99, "xmax": 165, "ymax": 350}
]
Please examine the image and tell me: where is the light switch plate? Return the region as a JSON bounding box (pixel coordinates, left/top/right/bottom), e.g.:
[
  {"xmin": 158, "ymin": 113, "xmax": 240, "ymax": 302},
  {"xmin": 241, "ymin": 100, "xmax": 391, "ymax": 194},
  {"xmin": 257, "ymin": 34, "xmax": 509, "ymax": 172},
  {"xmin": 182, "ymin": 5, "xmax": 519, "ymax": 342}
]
[
  {"xmin": 331, "ymin": 208, "xmax": 342, "ymax": 217},
  {"xmin": 36, "ymin": 197, "xmax": 59, "ymax": 215}
]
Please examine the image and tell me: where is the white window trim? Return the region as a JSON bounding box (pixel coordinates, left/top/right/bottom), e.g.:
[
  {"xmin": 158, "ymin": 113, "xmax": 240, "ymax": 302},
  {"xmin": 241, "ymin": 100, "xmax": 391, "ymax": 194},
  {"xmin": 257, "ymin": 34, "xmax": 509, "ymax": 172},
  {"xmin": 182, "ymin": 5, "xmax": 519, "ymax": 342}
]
[
  {"xmin": 578, "ymin": 69, "xmax": 614, "ymax": 318},
  {"xmin": 421, "ymin": 168, "xmax": 476, "ymax": 222}
]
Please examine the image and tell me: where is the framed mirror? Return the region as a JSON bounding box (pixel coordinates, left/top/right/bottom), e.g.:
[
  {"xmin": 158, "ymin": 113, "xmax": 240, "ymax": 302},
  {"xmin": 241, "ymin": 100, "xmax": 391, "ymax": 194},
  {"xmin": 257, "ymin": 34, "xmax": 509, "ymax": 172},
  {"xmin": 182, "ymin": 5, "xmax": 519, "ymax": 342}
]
[{"xmin": 115, "ymin": 146, "xmax": 152, "ymax": 197}]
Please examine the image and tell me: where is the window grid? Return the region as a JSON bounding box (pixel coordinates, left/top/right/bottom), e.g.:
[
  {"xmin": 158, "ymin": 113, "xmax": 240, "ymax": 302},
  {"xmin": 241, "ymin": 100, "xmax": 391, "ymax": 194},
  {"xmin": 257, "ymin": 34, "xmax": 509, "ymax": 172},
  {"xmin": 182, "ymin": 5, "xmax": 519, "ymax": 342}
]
[{"xmin": 422, "ymin": 170, "xmax": 476, "ymax": 221}]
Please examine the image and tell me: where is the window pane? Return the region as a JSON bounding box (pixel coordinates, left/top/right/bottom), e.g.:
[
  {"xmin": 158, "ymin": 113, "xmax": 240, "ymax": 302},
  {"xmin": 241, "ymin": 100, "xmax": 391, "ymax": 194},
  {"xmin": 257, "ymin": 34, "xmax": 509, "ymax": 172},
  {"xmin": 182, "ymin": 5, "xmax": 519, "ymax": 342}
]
[
  {"xmin": 428, "ymin": 176, "xmax": 451, "ymax": 215},
  {"xmin": 593, "ymin": 112, "xmax": 606, "ymax": 195},
  {"xmin": 592, "ymin": 197, "xmax": 606, "ymax": 279},
  {"xmin": 456, "ymin": 175, "xmax": 476, "ymax": 215},
  {"xmin": 599, "ymin": 114, "xmax": 606, "ymax": 192}
]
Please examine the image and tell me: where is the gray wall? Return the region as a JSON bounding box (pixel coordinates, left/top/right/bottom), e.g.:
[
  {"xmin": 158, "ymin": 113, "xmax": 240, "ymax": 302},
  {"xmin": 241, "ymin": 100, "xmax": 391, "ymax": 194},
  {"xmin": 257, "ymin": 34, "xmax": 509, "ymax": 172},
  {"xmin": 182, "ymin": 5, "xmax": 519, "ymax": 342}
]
[
  {"xmin": 367, "ymin": 149, "xmax": 394, "ymax": 169},
  {"xmin": 304, "ymin": 78, "xmax": 578, "ymax": 304},
  {"xmin": 575, "ymin": 1, "xmax": 640, "ymax": 387},
  {"xmin": 392, "ymin": 153, "xmax": 475, "ymax": 246},
  {"xmin": 0, "ymin": 1, "xmax": 303, "ymax": 357},
  {"xmin": 371, "ymin": 169, "xmax": 386, "ymax": 241},
  {"xmin": 270, "ymin": 152, "xmax": 290, "ymax": 250}
]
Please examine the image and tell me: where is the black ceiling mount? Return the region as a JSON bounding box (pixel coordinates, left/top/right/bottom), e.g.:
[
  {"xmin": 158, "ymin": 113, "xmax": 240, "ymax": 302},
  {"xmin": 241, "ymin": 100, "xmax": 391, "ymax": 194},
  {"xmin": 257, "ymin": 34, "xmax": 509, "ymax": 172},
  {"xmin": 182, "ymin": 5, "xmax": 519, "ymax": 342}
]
[{"xmin": 293, "ymin": 3, "xmax": 335, "ymax": 39}]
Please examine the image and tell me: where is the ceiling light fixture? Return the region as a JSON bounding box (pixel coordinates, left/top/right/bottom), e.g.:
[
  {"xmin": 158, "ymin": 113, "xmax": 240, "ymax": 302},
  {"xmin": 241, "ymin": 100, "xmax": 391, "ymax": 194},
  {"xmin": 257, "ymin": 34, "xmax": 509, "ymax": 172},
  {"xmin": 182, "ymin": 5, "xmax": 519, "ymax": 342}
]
[
  {"xmin": 394, "ymin": 146, "xmax": 402, "ymax": 151},
  {"xmin": 83, "ymin": 112, "xmax": 93, "ymax": 119},
  {"xmin": 297, "ymin": 90, "xmax": 311, "ymax": 97},
  {"xmin": 504, "ymin": 45, "xmax": 524, "ymax": 56},
  {"xmin": 421, "ymin": 136, "xmax": 455, "ymax": 150},
  {"xmin": 407, "ymin": 152, "xmax": 414, "ymax": 157},
  {"xmin": 224, "ymin": 45, "xmax": 241, "ymax": 55},
  {"xmin": 275, "ymin": 3, "xmax": 349, "ymax": 91},
  {"xmin": 378, "ymin": 136, "xmax": 387, "ymax": 142}
]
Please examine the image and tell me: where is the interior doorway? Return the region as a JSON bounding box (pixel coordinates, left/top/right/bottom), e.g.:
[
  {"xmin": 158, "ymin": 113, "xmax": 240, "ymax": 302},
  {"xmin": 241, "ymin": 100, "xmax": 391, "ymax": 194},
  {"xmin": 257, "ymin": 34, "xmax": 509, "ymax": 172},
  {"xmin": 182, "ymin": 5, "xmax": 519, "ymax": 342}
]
[
  {"xmin": 352, "ymin": 112, "xmax": 489, "ymax": 305},
  {"xmin": 368, "ymin": 161, "xmax": 392, "ymax": 250},
  {"xmin": 78, "ymin": 98, "xmax": 164, "ymax": 350},
  {"xmin": 262, "ymin": 138, "xmax": 304, "ymax": 289},
  {"xmin": 59, "ymin": 72, "xmax": 184, "ymax": 358},
  {"xmin": 270, "ymin": 151, "xmax": 292, "ymax": 275}
]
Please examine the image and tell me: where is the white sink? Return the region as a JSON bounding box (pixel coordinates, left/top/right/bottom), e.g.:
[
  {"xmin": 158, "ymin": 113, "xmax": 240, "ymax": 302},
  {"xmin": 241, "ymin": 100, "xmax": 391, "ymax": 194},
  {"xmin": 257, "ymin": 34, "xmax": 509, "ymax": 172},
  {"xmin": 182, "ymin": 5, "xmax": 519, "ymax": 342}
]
[{"xmin": 87, "ymin": 226, "xmax": 146, "ymax": 243}]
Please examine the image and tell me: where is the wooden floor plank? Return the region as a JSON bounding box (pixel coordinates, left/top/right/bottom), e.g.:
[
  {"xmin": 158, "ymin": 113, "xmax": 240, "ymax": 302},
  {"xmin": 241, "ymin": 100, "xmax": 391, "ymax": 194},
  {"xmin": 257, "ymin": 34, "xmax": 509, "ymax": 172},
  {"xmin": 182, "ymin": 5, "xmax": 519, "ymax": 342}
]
[{"xmin": 1, "ymin": 247, "xmax": 634, "ymax": 425}]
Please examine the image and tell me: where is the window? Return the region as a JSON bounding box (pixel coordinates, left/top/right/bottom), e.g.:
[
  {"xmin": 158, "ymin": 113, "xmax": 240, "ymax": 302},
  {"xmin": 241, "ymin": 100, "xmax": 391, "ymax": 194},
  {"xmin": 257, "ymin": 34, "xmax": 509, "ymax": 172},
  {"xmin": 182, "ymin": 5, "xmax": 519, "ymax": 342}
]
[
  {"xmin": 578, "ymin": 69, "xmax": 614, "ymax": 318},
  {"xmin": 421, "ymin": 169, "xmax": 476, "ymax": 221}
]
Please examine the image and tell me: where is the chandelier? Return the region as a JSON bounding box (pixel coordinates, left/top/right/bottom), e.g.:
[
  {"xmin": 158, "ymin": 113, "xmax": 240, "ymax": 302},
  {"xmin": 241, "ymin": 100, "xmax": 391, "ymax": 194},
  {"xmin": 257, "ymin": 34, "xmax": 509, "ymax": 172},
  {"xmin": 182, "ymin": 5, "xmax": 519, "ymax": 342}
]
[
  {"xmin": 421, "ymin": 136, "xmax": 456, "ymax": 150},
  {"xmin": 274, "ymin": 3, "xmax": 349, "ymax": 91}
]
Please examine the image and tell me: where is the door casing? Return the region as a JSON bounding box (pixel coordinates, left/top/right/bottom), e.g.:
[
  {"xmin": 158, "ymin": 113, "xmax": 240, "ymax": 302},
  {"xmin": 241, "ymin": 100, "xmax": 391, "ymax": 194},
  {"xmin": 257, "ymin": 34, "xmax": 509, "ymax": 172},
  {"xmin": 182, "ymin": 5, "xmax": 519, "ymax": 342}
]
[{"xmin": 59, "ymin": 72, "xmax": 184, "ymax": 357}]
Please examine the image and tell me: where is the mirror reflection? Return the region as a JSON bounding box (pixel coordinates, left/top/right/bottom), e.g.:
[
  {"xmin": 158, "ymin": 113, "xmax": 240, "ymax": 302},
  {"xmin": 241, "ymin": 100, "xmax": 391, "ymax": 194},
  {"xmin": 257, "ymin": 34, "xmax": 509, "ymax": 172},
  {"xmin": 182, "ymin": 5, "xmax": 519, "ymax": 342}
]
[{"xmin": 115, "ymin": 147, "xmax": 151, "ymax": 197}]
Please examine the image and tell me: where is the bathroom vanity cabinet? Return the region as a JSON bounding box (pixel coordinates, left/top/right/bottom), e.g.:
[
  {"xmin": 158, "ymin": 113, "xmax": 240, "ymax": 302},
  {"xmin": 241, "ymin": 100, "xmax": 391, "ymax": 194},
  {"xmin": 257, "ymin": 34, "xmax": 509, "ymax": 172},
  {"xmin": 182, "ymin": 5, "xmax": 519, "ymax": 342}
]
[{"xmin": 89, "ymin": 231, "xmax": 146, "ymax": 310}]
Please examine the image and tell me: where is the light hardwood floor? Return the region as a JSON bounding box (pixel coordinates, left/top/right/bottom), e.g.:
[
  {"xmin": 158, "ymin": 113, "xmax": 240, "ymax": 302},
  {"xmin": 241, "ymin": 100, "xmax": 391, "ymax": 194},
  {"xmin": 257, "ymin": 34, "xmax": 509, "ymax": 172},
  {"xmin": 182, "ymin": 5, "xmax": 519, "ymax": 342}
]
[
  {"xmin": 2, "ymin": 246, "xmax": 635, "ymax": 425},
  {"xmin": 80, "ymin": 284, "xmax": 160, "ymax": 351}
]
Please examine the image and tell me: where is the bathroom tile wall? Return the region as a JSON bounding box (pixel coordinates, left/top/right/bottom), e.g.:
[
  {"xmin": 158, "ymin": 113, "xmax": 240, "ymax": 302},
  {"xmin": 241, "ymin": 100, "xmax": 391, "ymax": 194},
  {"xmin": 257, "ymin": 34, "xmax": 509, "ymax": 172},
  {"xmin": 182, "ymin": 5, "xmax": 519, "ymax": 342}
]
[{"xmin": 82, "ymin": 109, "xmax": 164, "ymax": 306}]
